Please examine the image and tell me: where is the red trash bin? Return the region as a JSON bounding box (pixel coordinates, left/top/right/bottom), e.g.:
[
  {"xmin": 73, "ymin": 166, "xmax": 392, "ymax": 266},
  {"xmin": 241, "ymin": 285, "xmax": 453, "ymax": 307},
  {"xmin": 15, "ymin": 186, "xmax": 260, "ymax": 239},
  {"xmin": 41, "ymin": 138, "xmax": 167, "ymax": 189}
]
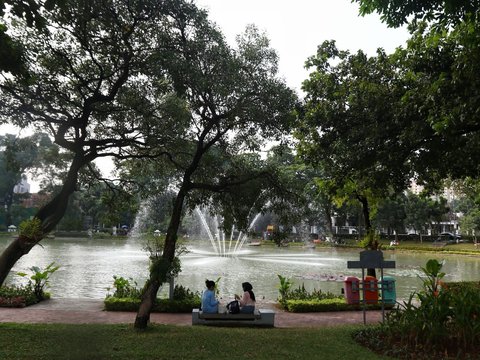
[
  {"xmin": 343, "ymin": 276, "xmax": 360, "ymax": 304},
  {"xmin": 363, "ymin": 276, "xmax": 379, "ymax": 304}
]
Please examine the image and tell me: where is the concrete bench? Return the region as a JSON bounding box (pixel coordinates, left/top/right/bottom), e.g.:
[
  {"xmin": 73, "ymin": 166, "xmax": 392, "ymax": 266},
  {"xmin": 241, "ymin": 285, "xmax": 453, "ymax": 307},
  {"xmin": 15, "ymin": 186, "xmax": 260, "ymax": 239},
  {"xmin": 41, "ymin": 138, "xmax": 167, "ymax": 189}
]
[{"xmin": 192, "ymin": 308, "xmax": 275, "ymax": 327}]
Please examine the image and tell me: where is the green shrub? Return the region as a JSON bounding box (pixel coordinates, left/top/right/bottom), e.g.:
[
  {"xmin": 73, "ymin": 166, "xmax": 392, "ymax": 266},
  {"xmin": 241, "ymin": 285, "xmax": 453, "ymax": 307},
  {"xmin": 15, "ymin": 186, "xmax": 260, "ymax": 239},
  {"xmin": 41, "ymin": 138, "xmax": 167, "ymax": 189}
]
[
  {"xmin": 277, "ymin": 274, "xmax": 342, "ymax": 309},
  {"xmin": 0, "ymin": 262, "xmax": 58, "ymax": 307},
  {"xmin": 103, "ymin": 297, "xmax": 200, "ymax": 313},
  {"xmin": 108, "ymin": 276, "xmax": 142, "ymax": 299},
  {"xmin": 104, "ymin": 297, "xmax": 141, "ymax": 312},
  {"xmin": 17, "ymin": 262, "xmax": 60, "ymax": 301},
  {"xmin": 285, "ymin": 283, "xmax": 341, "ymax": 301},
  {"xmin": 104, "ymin": 279, "xmax": 201, "ymax": 313},
  {"xmin": 444, "ymin": 280, "xmax": 480, "ymax": 292},
  {"xmin": 285, "ymin": 298, "xmax": 390, "ymax": 312},
  {"xmin": 0, "ymin": 284, "xmax": 38, "ymax": 307},
  {"xmin": 354, "ymin": 259, "xmax": 480, "ymax": 358},
  {"xmin": 173, "ymin": 284, "xmax": 201, "ymax": 301},
  {"xmin": 153, "ymin": 298, "xmax": 201, "ymax": 313},
  {"xmin": 286, "ymin": 298, "xmax": 348, "ymax": 312}
]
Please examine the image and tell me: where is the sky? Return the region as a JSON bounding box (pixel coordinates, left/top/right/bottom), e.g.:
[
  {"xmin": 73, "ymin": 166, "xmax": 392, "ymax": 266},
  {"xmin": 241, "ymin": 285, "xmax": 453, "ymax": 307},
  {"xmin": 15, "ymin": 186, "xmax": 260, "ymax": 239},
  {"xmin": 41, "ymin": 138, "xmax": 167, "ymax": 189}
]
[
  {"xmin": 196, "ymin": 0, "xmax": 410, "ymax": 92},
  {"xmin": 1, "ymin": 0, "xmax": 410, "ymax": 192}
]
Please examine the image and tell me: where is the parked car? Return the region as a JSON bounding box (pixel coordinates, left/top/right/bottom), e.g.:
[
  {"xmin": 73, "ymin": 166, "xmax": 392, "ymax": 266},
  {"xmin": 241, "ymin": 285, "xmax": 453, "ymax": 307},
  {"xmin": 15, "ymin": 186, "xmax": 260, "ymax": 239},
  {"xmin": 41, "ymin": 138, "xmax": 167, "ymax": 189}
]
[{"xmin": 436, "ymin": 232, "xmax": 463, "ymax": 244}]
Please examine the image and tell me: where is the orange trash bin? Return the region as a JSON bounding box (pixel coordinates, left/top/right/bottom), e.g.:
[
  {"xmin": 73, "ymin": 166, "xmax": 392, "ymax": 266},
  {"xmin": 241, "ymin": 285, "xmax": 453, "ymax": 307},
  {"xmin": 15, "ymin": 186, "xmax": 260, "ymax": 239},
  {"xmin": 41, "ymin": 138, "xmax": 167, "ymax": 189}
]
[{"xmin": 363, "ymin": 276, "xmax": 378, "ymax": 304}]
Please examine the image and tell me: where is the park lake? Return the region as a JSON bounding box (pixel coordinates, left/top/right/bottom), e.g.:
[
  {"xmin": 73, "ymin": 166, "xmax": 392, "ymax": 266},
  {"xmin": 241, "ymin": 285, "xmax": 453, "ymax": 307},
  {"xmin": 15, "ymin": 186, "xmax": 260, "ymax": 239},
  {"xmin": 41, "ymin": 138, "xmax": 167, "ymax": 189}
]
[{"xmin": 2, "ymin": 236, "xmax": 480, "ymax": 303}]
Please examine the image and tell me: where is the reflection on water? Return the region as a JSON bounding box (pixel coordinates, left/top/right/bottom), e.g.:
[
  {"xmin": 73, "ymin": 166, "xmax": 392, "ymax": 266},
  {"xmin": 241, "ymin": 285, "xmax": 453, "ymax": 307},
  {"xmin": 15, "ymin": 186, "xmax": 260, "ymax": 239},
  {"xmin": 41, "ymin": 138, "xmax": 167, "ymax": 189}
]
[{"xmin": 1, "ymin": 236, "xmax": 480, "ymax": 301}]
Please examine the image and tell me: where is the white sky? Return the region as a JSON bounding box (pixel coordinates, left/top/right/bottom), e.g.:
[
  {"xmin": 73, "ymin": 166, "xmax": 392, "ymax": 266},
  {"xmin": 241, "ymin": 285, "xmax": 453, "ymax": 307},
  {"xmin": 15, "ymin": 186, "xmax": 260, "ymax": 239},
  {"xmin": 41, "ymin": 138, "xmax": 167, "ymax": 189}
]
[
  {"xmin": 1, "ymin": 0, "xmax": 410, "ymax": 191},
  {"xmin": 196, "ymin": 0, "xmax": 410, "ymax": 92}
]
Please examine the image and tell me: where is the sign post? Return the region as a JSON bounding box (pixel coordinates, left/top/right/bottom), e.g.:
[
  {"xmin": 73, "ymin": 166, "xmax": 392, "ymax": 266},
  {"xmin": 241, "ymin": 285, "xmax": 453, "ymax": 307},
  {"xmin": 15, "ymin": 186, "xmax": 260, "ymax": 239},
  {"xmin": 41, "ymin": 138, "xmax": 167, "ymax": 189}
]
[{"xmin": 347, "ymin": 250, "xmax": 396, "ymax": 324}]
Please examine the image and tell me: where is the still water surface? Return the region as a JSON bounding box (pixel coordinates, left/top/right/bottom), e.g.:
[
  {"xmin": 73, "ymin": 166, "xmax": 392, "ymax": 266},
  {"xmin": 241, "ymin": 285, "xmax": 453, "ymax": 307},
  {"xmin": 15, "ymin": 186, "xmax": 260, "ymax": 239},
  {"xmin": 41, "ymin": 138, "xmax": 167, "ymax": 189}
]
[{"xmin": 2, "ymin": 236, "xmax": 480, "ymax": 302}]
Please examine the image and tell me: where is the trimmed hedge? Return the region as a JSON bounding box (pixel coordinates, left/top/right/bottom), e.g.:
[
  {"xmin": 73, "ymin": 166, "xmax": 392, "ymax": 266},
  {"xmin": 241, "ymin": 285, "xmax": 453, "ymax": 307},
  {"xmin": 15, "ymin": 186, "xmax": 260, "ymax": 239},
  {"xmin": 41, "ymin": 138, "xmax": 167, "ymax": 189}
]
[
  {"xmin": 104, "ymin": 297, "xmax": 201, "ymax": 313},
  {"xmin": 444, "ymin": 281, "xmax": 480, "ymax": 292},
  {"xmin": 285, "ymin": 298, "xmax": 394, "ymax": 312}
]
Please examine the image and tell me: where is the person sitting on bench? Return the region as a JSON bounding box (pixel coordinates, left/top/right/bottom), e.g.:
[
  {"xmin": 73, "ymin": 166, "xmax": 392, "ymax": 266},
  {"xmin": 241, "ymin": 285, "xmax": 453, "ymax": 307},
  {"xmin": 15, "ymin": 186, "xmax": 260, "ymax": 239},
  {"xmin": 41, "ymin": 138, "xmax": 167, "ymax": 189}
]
[
  {"xmin": 234, "ymin": 282, "xmax": 256, "ymax": 314},
  {"xmin": 201, "ymin": 279, "xmax": 219, "ymax": 313}
]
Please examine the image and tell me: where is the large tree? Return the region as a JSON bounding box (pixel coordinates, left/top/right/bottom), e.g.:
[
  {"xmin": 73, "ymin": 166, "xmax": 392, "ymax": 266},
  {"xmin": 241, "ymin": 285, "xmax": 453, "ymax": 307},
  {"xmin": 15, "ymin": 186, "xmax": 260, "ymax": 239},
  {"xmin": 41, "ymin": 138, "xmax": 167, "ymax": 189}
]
[
  {"xmin": 297, "ymin": 3, "xmax": 480, "ymax": 230},
  {"xmin": 351, "ymin": 2, "xmax": 480, "ymax": 187},
  {"xmin": 0, "ymin": 0, "xmax": 203, "ymax": 286},
  {"xmin": 128, "ymin": 19, "xmax": 297, "ymax": 328},
  {"xmin": 295, "ymin": 40, "xmax": 413, "ymax": 239}
]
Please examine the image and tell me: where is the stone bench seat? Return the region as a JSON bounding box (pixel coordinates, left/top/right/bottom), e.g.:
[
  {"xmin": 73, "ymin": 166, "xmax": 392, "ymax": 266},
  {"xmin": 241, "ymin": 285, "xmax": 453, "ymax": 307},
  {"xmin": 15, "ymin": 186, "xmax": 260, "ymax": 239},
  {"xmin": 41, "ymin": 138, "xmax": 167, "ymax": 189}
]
[{"xmin": 192, "ymin": 308, "xmax": 274, "ymax": 327}]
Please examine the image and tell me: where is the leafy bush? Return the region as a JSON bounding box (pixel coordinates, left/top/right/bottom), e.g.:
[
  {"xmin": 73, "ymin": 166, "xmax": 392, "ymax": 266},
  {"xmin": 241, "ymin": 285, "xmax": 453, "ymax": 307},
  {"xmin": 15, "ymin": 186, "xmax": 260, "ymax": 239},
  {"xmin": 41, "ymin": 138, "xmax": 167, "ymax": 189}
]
[
  {"xmin": 103, "ymin": 297, "xmax": 141, "ymax": 312},
  {"xmin": 104, "ymin": 278, "xmax": 201, "ymax": 313},
  {"xmin": 17, "ymin": 262, "xmax": 59, "ymax": 301},
  {"xmin": 173, "ymin": 284, "xmax": 201, "ymax": 301},
  {"xmin": 444, "ymin": 280, "xmax": 480, "ymax": 292},
  {"xmin": 106, "ymin": 276, "xmax": 142, "ymax": 299},
  {"xmin": 3, "ymin": 262, "xmax": 60, "ymax": 306},
  {"xmin": 0, "ymin": 284, "xmax": 38, "ymax": 307},
  {"xmin": 103, "ymin": 297, "xmax": 200, "ymax": 313},
  {"xmin": 277, "ymin": 274, "xmax": 342, "ymax": 309},
  {"xmin": 286, "ymin": 298, "xmax": 347, "ymax": 312},
  {"xmin": 153, "ymin": 298, "xmax": 201, "ymax": 313},
  {"xmin": 285, "ymin": 298, "xmax": 391, "ymax": 313},
  {"xmin": 353, "ymin": 259, "xmax": 480, "ymax": 359},
  {"xmin": 277, "ymin": 274, "xmax": 293, "ymax": 308},
  {"xmin": 285, "ymin": 283, "xmax": 342, "ymax": 301}
]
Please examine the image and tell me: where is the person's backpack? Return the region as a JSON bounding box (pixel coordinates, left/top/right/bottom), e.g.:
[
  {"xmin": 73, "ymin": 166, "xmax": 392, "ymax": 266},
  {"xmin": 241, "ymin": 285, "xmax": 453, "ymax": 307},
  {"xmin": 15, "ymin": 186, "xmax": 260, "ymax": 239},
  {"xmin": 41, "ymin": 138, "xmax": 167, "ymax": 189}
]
[{"xmin": 226, "ymin": 300, "xmax": 240, "ymax": 314}]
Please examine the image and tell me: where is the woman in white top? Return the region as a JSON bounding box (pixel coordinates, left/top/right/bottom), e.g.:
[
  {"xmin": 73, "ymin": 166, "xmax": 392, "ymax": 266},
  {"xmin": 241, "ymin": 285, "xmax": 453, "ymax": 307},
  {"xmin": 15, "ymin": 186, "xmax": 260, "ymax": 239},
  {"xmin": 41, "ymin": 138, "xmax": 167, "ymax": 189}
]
[{"xmin": 235, "ymin": 282, "xmax": 256, "ymax": 314}]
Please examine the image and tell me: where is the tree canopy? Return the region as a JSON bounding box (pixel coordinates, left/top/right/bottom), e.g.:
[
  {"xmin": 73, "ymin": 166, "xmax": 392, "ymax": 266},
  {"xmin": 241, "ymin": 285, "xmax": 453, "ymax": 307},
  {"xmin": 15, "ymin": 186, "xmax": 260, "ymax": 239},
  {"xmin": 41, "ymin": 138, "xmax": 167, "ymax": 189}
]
[
  {"xmin": 354, "ymin": 0, "xmax": 480, "ymax": 27},
  {"xmin": 0, "ymin": 0, "xmax": 219, "ymax": 287}
]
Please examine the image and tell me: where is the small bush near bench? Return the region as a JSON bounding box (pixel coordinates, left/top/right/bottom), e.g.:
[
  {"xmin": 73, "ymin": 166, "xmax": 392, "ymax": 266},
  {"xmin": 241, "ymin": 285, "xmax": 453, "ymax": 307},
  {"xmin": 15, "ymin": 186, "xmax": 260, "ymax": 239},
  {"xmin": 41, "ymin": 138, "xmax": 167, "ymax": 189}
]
[
  {"xmin": 104, "ymin": 276, "xmax": 201, "ymax": 313},
  {"xmin": 104, "ymin": 297, "xmax": 200, "ymax": 313}
]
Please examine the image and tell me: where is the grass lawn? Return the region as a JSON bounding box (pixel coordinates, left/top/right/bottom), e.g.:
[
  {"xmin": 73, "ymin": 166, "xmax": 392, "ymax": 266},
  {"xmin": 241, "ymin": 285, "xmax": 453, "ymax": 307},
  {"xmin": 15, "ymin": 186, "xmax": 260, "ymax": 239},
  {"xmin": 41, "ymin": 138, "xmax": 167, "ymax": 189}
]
[
  {"xmin": 334, "ymin": 238, "xmax": 480, "ymax": 255},
  {"xmin": 0, "ymin": 323, "xmax": 392, "ymax": 360}
]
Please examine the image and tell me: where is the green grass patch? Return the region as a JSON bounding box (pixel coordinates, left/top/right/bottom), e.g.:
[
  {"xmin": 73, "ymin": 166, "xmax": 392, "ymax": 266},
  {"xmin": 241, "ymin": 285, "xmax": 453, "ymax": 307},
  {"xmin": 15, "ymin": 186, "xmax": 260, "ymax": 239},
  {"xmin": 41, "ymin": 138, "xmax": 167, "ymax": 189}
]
[
  {"xmin": 0, "ymin": 323, "xmax": 392, "ymax": 360},
  {"xmin": 331, "ymin": 238, "xmax": 480, "ymax": 255}
]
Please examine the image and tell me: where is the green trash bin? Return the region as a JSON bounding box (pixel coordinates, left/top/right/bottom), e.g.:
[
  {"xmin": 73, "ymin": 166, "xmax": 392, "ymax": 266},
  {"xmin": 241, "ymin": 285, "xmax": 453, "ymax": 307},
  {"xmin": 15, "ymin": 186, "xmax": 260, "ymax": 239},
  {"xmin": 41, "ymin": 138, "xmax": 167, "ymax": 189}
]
[{"xmin": 381, "ymin": 276, "xmax": 396, "ymax": 305}]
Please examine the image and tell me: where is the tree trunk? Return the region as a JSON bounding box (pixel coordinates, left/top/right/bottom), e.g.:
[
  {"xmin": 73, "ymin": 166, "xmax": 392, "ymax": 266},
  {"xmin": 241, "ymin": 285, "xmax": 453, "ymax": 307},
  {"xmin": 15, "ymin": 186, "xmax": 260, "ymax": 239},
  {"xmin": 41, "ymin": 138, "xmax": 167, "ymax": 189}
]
[
  {"xmin": 0, "ymin": 156, "xmax": 84, "ymax": 286},
  {"xmin": 133, "ymin": 279, "xmax": 160, "ymax": 329},
  {"xmin": 357, "ymin": 195, "xmax": 372, "ymax": 233},
  {"xmin": 134, "ymin": 186, "xmax": 188, "ymax": 329},
  {"xmin": 0, "ymin": 235, "xmax": 34, "ymax": 285},
  {"xmin": 356, "ymin": 194, "xmax": 376, "ymax": 277},
  {"xmin": 323, "ymin": 203, "xmax": 334, "ymax": 239},
  {"xmin": 36, "ymin": 157, "xmax": 83, "ymax": 234}
]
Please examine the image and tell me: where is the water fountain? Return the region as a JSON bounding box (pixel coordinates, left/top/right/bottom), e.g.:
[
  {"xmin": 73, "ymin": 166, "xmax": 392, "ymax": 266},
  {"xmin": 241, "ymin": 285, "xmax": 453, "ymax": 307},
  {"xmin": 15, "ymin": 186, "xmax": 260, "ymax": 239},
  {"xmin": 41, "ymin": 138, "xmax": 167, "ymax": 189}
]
[
  {"xmin": 129, "ymin": 200, "xmax": 151, "ymax": 240},
  {"xmin": 193, "ymin": 207, "xmax": 262, "ymax": 256}
]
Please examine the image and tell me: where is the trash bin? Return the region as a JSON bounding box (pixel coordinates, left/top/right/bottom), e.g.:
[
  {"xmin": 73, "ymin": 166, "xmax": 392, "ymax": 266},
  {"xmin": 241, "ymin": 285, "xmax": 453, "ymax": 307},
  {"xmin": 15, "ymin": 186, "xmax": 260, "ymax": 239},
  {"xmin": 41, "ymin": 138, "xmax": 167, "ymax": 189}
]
[
  {"xmin": 381, "ymin": 276, "xmax": 396, "ymax": 305},
  {"xmin": 343, "ymin": 276, "xmax": 360, "ymax": 304},
  {"xmin": 363, "ymin": 276, "xmax": 378, "ymax": 304}
]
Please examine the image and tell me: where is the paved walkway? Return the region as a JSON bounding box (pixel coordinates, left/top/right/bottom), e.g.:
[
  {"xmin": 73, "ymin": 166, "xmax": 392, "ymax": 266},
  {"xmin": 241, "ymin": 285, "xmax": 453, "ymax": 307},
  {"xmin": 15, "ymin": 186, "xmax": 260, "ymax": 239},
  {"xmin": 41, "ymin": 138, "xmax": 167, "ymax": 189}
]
[{"xmin": 0, "ymin": 298, "xmax": 385, "ymax": 327}]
